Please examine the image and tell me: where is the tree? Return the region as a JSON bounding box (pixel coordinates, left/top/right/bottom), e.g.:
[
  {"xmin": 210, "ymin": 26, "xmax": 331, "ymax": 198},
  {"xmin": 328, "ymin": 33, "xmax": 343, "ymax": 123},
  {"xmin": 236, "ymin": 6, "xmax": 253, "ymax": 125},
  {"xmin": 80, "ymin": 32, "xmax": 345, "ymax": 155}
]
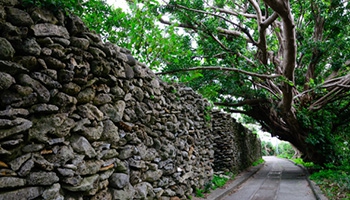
[
  {"xmin": 144, "ymin": 0, "xmax": 350, "ymax": 165},
  {"xmin": 24, "ymin": 0, "xmax": 350, "ymax": 165}
]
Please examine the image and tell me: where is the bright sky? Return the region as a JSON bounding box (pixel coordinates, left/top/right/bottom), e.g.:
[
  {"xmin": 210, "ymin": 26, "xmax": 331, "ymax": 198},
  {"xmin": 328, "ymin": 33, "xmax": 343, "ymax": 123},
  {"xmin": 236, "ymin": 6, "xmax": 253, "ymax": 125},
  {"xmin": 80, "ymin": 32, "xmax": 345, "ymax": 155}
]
[{"xmin": 106, "ymin": 0, "xmax": 129, "ymax": 10}]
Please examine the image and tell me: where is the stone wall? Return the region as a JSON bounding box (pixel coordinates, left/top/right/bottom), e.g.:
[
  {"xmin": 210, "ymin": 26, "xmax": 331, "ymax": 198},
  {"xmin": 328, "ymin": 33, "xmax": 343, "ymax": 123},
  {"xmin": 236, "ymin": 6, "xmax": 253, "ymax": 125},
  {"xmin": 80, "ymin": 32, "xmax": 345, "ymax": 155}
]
[
  {"xmin": 0, "ymin": 1, "xmax": 261, "ymax": 199},
  {"xmin": 212, "ymin": 110, "xmax": 261, "ymax": 173}
]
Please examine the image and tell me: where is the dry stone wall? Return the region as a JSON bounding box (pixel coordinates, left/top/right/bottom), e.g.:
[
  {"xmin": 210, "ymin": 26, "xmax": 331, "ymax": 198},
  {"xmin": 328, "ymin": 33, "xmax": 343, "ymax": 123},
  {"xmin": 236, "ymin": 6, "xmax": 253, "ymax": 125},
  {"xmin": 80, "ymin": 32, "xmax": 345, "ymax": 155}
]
[
  {"xmin": 0, "ymin": 1, "xmax": 261, "ymax": 199},
  {"xmin": 212, "ymin": 110, "xmax": 261, "ymax": 173}
]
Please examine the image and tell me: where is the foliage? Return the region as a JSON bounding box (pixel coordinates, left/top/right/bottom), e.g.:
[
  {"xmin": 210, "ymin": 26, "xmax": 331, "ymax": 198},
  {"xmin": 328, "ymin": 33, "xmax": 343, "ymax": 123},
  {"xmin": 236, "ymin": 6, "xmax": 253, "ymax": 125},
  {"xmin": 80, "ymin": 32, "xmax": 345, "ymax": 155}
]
[
  {"xmin": 291, "ymin": 158, "xmax": 350, "ymax": 200},
  {"xmin": 24, "ymin": 0, "xmax": 350, "ymax": 166},
  {"xmin": 310, "ymin": 169, "xmax": 350, "ymax": 200},
  {"xmin": 195, "ymin": 188, "xmax": 205, "ymax": 198},
  {"xmin": 277, "ymin": 142, "xmax": 297, "ymax": 159},
  {"xmin": 261, "ymin": 141, "xmax": 275, "ymax": 156},
  {"xmin": 195, "ymin": 172, "xmax": 235, "ymax": 197},
  {"xmin": 291, "ymin": 158, "xmax": 315, "ymax": 168},
  {"xmin": 252, "ymin": 158, "xmax": 264, "ymax": 166}
]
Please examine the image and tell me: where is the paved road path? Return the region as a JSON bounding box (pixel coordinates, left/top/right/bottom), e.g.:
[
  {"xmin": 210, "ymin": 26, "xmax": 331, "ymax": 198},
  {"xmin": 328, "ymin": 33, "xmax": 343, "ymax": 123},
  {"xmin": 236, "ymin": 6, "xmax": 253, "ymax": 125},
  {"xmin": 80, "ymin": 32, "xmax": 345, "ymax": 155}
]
[{"xmin": 222, "ymin": 156, "xmax": 316, "ymax": 200}]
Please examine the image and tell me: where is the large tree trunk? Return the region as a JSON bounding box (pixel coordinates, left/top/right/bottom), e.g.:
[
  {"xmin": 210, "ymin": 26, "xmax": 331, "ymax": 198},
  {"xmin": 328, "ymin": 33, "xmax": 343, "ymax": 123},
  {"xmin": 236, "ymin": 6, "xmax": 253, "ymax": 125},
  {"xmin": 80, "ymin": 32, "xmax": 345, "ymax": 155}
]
[{"xmin": 247, "ymin": 103, "xmax": 331, "ymax": 165}]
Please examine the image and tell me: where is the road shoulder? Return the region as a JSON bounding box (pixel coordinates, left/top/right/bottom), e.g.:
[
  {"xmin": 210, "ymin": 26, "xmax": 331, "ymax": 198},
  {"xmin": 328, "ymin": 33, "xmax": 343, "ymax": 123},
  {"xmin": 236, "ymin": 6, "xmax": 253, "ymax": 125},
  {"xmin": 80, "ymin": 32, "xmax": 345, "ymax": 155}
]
[{"xmin": 192, "ymin": 164, "xmax": 264, "ymax": 200}]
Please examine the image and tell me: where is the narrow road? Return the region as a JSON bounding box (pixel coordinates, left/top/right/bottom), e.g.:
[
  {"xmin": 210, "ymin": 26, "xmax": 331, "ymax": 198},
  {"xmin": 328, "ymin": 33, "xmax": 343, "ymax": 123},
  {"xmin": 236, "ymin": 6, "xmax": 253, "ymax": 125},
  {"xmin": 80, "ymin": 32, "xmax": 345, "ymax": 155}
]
[{"xmin": 222, "ymin": 156, "xmax": 316, "ymax": 200}]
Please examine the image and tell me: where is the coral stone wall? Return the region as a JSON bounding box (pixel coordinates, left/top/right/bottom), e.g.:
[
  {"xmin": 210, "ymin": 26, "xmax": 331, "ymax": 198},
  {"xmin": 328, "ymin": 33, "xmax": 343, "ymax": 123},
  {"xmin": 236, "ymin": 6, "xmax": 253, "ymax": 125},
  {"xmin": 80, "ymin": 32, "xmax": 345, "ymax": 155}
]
[
  {"xmin": 0, "ymin": 1, "xmax": 261, "ymax": 199},
  {"xmin": 212, "ymin": 110, "xmax": 262, "ymax": 173}
]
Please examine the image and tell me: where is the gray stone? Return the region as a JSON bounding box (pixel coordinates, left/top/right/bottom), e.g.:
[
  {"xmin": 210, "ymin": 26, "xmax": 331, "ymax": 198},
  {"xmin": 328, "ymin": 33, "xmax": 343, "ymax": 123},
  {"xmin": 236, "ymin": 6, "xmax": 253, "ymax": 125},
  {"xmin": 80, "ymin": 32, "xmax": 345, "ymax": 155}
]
[
  {"xmin": 29, "ymin": 114, "xmax": 74, "ymax": 141},
  {"xmin": 73, "ymin": 119, "xmax": 103, "ymax": 141},
  {"xmin": 5, "ymin": 7, "xmax": 33, "ymax": 26},
  {"xmin": 0, "ymin": 168, "xmax": 16, "ymax": 176},
  {"xmin": 16, "ymin": 56, "xmax": 38, "ymax": 71},
  {"xmin": 0, "ymin": 37, "xmax": 15, "ymax": 59},
  {"xmin": 77, "ymin": 87, "xmax": 96, "ymax": 103},
  {"xmin": 63, "ymin": 174, "xmax": 99, "ymax": 192},
  {"xmin": 70, "ymin": 135, "xmax": 97, "ymax": 158},
  {"xmin": 89, "ymin": 46, "xmax": 106, "ymax": 58},
  {"xmin": 52, "ymin": 37, "xmax": 70, "ymax": 47},
  {"xmin": 115, "ymin": 159, "xmax": 129, "ymax": 173},
  {"xmin": 32, "ymin": 154, "xmax": 54, "ymax": 171},
  {"xmin": 43, "ymin": 56, "xmax": 66, "ymax": 69},
  {"xmin": 29, "ymin": 103, "xmax": 59, "ymax": 114},
  {"xmin": 62, "ymin": 82, "xmax": 81, "ymax": 95},
  {"xmin": 126, "ymin": 54, "xmax": 136, "ymax": 66},
  {"xmin": 93, "ymin": 93, "xmax": 112, "ymax": 105},
  {"xmin": 100, "ymin": 149, "xmax": 119, "ymax": 160},
  {"xmin": 0, "ymin": 21, "xmax": 22, "ymax": 41},
  {"xmin": 31, "ymin": 72, "xmax": 62, "ymax": 89},
  {"xmin": 140, "ymin": 148, "xmax": 158, "ymax": 161},
  {"xmin": 76, "ymin": 160, "xmax": 102, "ymax": 175},
  {"xmin": 100, "ymin": 120, "xmax": 120, "ymax": 144},
  {"xmin": 91, "ymin": 189, "xmax": 112, "ymax": 200},
  {"xmin": 22, "ymin": 38, "xmax": 41, "ymax": 56},
  {"xmin": 9, "ymin": 153, "xmax": 31, "ymax": 171},
  {"xmin": 0, "ymin": 72, "xmax": 15, "ymax": 90},
  {"xmin": 70, "ymin": 37, "xmax": 90, "ymax": 50},
  {"xmin": 0, "ymin": 187, "xmax": 43, "ymax": 200},
  {"xmin": 47, "ymin": 145, "xmax": 74, "ymax": 165},
  {"xmin": 109, "ymin": 173, "xmax": 129, "ymax": 189},
  {"xmin": 124, "ymin": 65, "xmax": 134, "ymax": 79},
  {"xmin": 0, "ymin": 118, "xmax": 32, "ymax": 140},
  {"xmin": 31, "ymin": 7, "xmax": 58, "ymax": 24},
  {"xmin": 58, "ymin": 69, "xmax": 74, "ymax": 83},
  {"xmin": 32, "ymin": 23, "xmax": 70, "ymax": 38},
  {"xmin": 132, "ymin": 87, "xmax": 144, "ymax": 102},
  {"xmin": 110, "ymin": 85, "xmax": 125, "ymax": 98},
  {"xmin": 0, "ymin": 107, "xmax": 29, "ymax": 117},
  {"xmin": 164, "ymin": 189, "xmax": 176, "ymax": 196},
  {"xmin": 52, "ymin": 92, "xmax": 77, "ymax": 107},
  {"xmin": 0, "ymin": 0, "xmax": 18, "ymax": 6},
  {"xmin": 67, "ymin": 15, "xmax": 87, "ymax": 35},
  {"xmin": 134, "ymin": 182, "xmax": 154, "ymax": 199},
  {"xmin": 18, "ymin": 74, "xmax": 50, "ymax": 103},
  {"xmin": 99, "ymin": 169, "xmax": 114, "ymax": 180},
  {"xmin": 0, "ymin": 60, "xmax": 29, "ymax": 75},
  {"xmin": 18, "ymin": 159, "xmax": 35, "ymax": 177},
  {"xmin": 22, "ymin": 144, "xmax": 45, "ymax": 153},
  {"xmin": 0, "ymin": 177, "xmax": 26, "ymax": 188},
  {"xmin": 42, "ymin": 183, "xmax": 64, "ymax": 200},
  {"xmin": 27, "ymin": 172, "xmax": 59, "ymax": 185},
  {"xmin": 57, "ymin": 167, "xmax": 75, "ymax": 177},
  {"xmin": 118, "ymin": 145, "xmax": 135, "ymax": 160},
  {"xmin": 110, "ymin": 184, "xmax": 136, "ymax": 200},
  {"xmin": 100, "ymin": 103, "xmax": 122, "ymax": 123},
  {"xmin": 129, "ymin": 158, "xmax": 146, "ymax": 169},
  {"xmin": 142, "ymin": 169, "xmax": 163, "ymax": 182},
  {"xmin": 62, "ymin": 175, "xmax": 83, "ymax": 186},
  {"xmin": 77, "ymin": 103, "xmax": 104, "ymax": 121}
]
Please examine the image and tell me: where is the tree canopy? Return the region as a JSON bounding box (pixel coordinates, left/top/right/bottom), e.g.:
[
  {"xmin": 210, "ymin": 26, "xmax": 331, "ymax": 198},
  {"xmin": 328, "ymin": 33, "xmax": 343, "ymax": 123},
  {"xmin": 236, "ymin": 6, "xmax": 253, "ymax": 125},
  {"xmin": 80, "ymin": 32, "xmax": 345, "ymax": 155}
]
[{"xmin": 24, "ymin": 0, "xmax": 350, "ymax": 166}]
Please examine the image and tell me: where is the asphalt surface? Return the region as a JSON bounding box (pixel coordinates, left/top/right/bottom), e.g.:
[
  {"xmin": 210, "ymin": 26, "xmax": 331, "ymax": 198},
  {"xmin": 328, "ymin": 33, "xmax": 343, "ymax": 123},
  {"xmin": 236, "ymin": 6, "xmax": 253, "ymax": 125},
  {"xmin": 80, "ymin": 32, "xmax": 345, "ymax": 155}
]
[{"xmin": 195, "ymin": 156, "xmax": 328, "ymax": 200}]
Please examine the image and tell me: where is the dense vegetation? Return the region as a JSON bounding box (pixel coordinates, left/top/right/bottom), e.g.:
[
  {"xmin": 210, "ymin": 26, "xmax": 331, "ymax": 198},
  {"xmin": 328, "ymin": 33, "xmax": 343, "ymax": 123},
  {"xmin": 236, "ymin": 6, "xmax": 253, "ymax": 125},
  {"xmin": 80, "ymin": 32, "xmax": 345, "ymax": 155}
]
[
  {"xmin": 265, "ymin": 141, "xmax": 349, "ymax": 199},
  {"xmin": 46, "ymin": 0, "xmax": 350, "ymax": 166},
  {"xmin": 20, "ymin": 0, "xmax": 349, "ymax": 198}
]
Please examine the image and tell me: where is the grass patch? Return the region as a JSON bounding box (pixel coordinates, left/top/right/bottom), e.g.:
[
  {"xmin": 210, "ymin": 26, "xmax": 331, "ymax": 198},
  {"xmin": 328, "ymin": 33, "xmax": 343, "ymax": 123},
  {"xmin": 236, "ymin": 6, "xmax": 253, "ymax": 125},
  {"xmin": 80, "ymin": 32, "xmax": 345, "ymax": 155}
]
[
  {"xmin": 252, "ymin": 158, "xmax": 265, "ymax": 166},
  {"xmin": 310, "ymin": 169, "xmax": 350, "ymax": 200},
  {"xmin": 290, "ymin": 158, "xmax": 350, "ymax": 200},
  {"xmin": 195, "ymin": 172, "xmax": 236, "ymax": 197}
]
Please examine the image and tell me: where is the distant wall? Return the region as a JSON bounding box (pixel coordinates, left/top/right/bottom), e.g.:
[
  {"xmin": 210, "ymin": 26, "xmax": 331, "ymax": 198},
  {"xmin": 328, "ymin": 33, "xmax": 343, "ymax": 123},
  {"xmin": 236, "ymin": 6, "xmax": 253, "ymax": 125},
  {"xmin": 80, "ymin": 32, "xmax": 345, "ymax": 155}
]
[
  {"xmin": 0, "ymin": 1, "xmax": 261, "ymax": 199},
  {"xmin": 212, "ymin": 110, "xmax": 261, "ymax": 173}
]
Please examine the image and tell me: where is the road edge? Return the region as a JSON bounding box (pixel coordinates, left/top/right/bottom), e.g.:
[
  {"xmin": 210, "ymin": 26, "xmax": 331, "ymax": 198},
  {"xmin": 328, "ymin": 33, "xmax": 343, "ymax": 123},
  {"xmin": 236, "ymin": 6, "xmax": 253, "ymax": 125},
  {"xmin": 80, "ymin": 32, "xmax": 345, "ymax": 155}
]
[
  {"xmin": 286, "ymin": 159, "xmax": 328, "ymax": 200},
  {"xmin": 192, "ymin": 163, "xmax": 264, "ymax": 200}
]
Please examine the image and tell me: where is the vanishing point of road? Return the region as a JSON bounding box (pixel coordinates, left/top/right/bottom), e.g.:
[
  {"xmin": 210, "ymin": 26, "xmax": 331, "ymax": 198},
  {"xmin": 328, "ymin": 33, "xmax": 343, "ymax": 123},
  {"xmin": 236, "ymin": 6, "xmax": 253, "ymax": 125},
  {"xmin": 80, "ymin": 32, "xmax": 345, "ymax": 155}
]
[{"xmin": 222, "ymin": 156, "xmax": 322, "ymax": 200}]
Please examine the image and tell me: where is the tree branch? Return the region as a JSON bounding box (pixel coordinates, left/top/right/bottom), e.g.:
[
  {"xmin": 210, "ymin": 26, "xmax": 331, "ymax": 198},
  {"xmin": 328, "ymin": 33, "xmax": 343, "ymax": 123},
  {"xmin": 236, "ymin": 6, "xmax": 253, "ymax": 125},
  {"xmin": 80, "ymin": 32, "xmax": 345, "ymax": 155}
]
[
  {"xmin": 156, "ymin": 66, "xmax": 281, "ymax": 79},
  {"xmin": 214, "ymin": 99, "xmax": 270, "ymax": 107}
]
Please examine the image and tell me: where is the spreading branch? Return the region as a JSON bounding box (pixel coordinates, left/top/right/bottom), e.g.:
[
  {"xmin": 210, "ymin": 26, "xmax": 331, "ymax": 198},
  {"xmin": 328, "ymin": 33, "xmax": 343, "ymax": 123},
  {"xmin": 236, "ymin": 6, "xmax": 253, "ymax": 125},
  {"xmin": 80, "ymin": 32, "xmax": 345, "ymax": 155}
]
[{"xmin": 155, "ymin": 66, "xmax": 281, "ymax": 79}]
